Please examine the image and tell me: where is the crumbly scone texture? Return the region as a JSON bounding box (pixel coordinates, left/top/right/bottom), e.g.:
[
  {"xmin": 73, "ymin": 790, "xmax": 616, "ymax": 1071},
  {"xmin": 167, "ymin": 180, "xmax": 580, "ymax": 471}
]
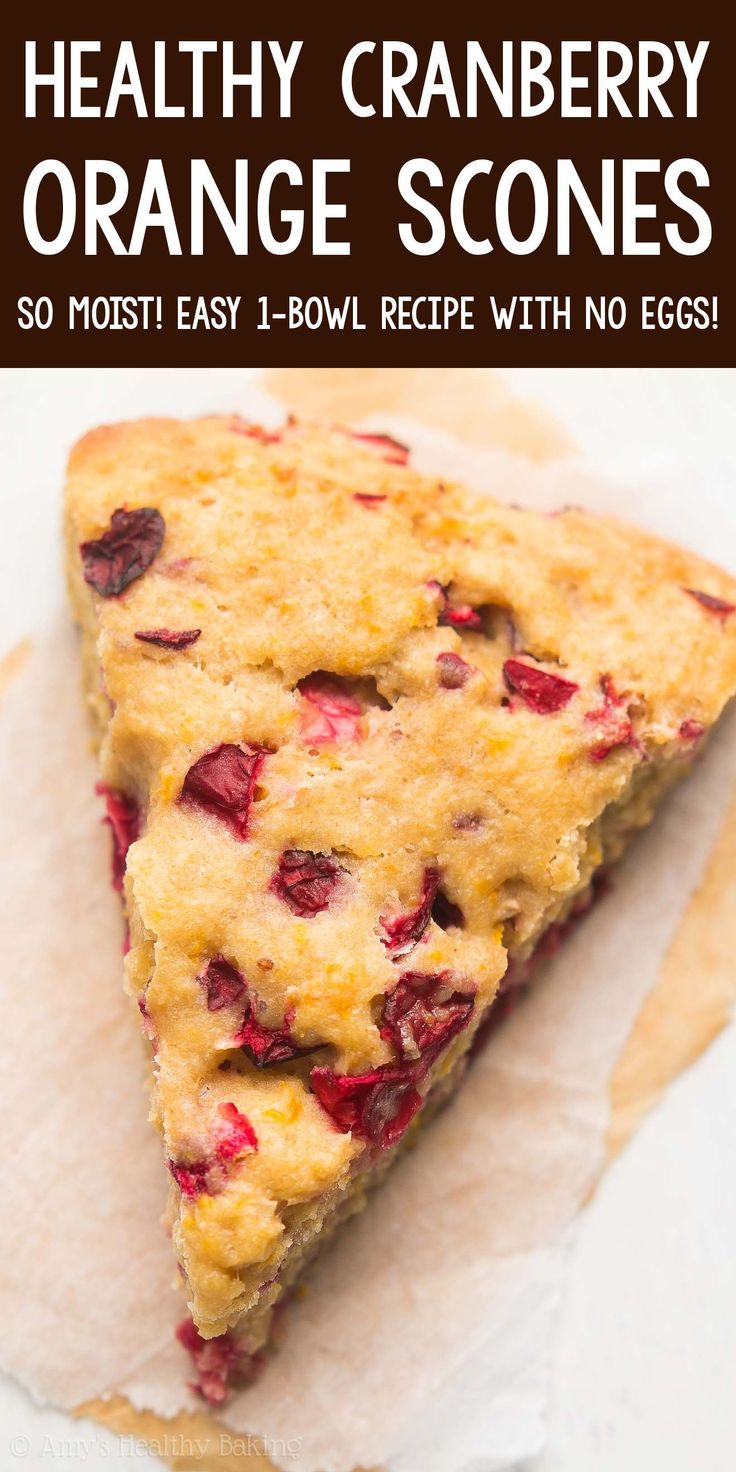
[{"xmin": 65, "ymin": 416, "xmax": 736, "ymax": 1343}]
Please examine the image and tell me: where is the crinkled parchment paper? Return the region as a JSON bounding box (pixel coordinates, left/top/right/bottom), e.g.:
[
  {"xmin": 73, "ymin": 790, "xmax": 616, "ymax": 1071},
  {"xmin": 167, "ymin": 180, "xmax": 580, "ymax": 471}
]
[{"xmin": 1, "ymin": 369, "xmax": 735, "ymax": 1472}]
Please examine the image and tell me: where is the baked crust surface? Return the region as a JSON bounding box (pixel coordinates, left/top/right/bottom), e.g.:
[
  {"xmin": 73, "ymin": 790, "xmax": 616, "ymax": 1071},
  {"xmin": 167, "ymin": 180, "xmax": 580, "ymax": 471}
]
[{"xmin": 65, "ymin": 417, "xmax": 736, "ymax": 1349}]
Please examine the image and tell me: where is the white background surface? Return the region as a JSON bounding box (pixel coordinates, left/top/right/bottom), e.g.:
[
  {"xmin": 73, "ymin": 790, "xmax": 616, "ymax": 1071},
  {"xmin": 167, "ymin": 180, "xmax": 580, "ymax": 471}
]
[{"xmin": 0, "ymin": 367, "xmax": 734, "ymax": 1471}]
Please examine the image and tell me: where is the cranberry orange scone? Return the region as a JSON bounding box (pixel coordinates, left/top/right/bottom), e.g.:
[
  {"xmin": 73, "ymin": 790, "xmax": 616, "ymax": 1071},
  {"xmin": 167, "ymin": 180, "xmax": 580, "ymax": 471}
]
[{"xmin": 65, "ymin": 417, "xmax": 736, "ymax": 1398}]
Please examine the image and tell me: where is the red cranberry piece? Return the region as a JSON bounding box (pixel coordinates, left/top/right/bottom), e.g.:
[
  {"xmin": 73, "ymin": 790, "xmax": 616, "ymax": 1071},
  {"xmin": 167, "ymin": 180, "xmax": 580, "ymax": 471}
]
[
  {"xmin": 235, "ymin": 1000, "xmax": 313, "ymax": 1068},
  {"xmin": 586, "ymin": 676, "xmax": 639, "ymax": 760},
  {"xmin": 181, "ymin": 743, "xmax": 268, "ymax": 840},
  {"xmin": 502, "ymin": 659, "xmax": 579, "ymax": 713},
  {"xmin": 679, "ymin": 719, "xmax": 706, "ymax": 741},
  {"xmin": 353, "ymin": 492, "xmax": 388, "ymax": 506},
  {"xmin": 436, "ymin": 651, "xmax": 474, "ymax": 689},
  {"xmin": 298, "ymin": 674, "xmax": 363, "ymax": 745},
  {"xmin": 168, "ymin": 1105, "xmax": 257, "ymax": 1199},
  {"xmin": 230, "ymin": 418, "xmax": 282, "ymax": 444},
  {"xmin": 176, "ymin": 1317, "xmax": 261, "ymax": 1405},
  {"xmin": 271, "ymin": 849, "xmax": 343, "ymax": 916},
  {"xmin": 237, "ymin": 1015, "xmax": 304, "ymax": 1067},
  {"xmin": 96, "ymin": 783, "xmax": 140, "ymax": 892},
  {"xmin": 439, "ymin": 603, "xmax": 483, "ymax": 632},
  {"xmin": 199, "ymin": 957, "xmax": 247, "ymax": 1012},
  {"xmin": 198, "ymin": 953, "xmax": 313, "ymax": 1066},
  {"xmin": 380, "ymin": 867, "xmax": 439, "ymax": 957},
  {"xmin": 358, "ymin": 1075, "xmax": 422, "ymax": 1146},
  {"xmin": 168, "ymin": 1158, "xmax": 211, "ymax": 1199},
  {"xmin": 348, "ymin": 430, "xmax": 410, "ymax": 464},
  {"xmin": 684, "ymin": 587, "xmax": 736, "ymax": 618},
  {"xmin": 380, "ymin": 971, "xmax": 475, "ymax": 1064},
  {"xmin": 80, "ymin": 507, "xmax": 165, "ymax": 597},
  {"xmin": 200, "ymin": 960, "xmax": 312, "ymax": 1067},
  {"xmin": 310, "ymin": 1064, "xmax": 422, "ymax": 1149},
  {"xmin": 429, "ymin": 581, "xmax": 484, "ymax": 632},
  {"xmin": 135, "ymin": 627, "xmax": 201, "ymax": 649},
  {"xmin": 452, "ymin": 812, "xmax": 483, "ymax": 831},
  {"xmin": 214, "ymin": 1101, "xmax": 258, "ymax": 1159}
]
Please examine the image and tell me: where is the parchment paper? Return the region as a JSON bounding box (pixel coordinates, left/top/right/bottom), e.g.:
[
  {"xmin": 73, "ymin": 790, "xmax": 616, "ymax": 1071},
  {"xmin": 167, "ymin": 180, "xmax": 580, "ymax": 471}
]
[{"xmin": 1, "ymin": 371, "xmax": 735, "ymax": 1472}]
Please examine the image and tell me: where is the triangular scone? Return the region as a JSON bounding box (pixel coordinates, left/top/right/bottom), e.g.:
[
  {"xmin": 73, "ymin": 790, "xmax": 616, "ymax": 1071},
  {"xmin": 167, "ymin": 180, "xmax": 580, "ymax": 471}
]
[{"xmin": 66, "ymin": 417, "xmax": 736, "ymax": 1398}]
